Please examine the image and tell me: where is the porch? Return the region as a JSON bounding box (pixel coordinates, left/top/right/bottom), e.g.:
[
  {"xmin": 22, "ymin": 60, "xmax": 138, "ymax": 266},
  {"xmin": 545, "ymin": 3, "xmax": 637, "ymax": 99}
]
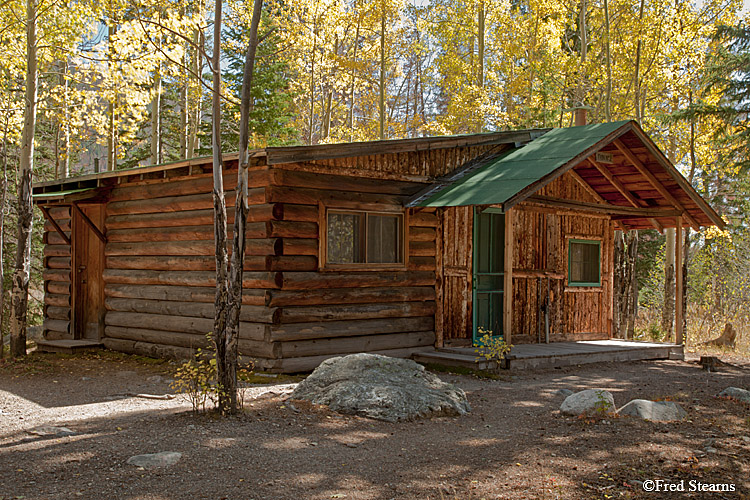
[{"xmin": 412, "ymin": 339, "xmax": 685, "ymax": 371}]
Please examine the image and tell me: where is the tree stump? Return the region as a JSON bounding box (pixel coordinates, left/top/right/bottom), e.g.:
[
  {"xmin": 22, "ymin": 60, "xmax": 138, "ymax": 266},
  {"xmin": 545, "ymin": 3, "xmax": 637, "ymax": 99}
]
[{"xmin": 704, "ymin": 323, "xmax": 737, "ymax": 349}]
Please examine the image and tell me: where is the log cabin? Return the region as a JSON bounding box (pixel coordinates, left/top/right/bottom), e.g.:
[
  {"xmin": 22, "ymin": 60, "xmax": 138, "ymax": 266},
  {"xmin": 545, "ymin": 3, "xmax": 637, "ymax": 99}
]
[{"xmin": 32, "ymin": 120, "xmax": 724, "ymax": 372}]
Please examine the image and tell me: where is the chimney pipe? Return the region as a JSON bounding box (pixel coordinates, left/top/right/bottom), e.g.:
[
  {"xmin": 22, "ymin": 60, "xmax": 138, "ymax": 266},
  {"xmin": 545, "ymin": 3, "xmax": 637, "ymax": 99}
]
[{"xmin": 574, "ymin": 107, "xmax": 587, "ymax": 127}]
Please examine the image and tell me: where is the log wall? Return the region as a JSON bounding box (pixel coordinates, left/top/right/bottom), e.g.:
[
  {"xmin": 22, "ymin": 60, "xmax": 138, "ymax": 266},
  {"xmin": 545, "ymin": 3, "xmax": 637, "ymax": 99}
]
[
  {"xmin": 43, "ymin": 206, "xmax": 72, "ymax": 339},
  {"xmin": 262, "ymin": 167, "xmax": 438, "ymax": 372}
]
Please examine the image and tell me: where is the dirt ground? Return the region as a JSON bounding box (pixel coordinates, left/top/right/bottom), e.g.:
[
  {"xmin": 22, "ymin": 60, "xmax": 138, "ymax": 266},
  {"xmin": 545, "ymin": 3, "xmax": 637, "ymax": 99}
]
[{"xmin": 1, "ymin": 349, "xmax": 749, "ymax": 500}]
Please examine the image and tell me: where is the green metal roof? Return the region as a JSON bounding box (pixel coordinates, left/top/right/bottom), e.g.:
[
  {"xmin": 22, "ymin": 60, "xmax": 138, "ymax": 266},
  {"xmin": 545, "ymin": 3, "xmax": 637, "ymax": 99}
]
[
  {"xmin": 416, "ymin": 121, "xmax": 632, "ymax": 208},
  {"xmin": 32, "ymin": 187, "xmax": 94, "ymax": 200}
]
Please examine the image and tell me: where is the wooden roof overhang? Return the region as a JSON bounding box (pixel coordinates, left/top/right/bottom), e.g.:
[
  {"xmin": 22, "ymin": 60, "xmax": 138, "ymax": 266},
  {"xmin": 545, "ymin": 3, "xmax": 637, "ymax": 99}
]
[{"xmin": 409, "ymin": 120, "xmax": 725, "ymax": 231}]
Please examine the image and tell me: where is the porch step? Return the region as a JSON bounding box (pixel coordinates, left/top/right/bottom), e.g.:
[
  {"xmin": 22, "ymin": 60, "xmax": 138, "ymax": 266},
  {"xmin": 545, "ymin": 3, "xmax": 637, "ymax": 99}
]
[
  {"xmin": 506, "ymin": 344, "xmax": 683, "ymax": 370},
  {"xmin": 36, "ymin": 339, "xmax": 103, "ymax": 354},
  {"xmin": 412, "ymin": 350, "xmax": 498, "ymax": 371}
]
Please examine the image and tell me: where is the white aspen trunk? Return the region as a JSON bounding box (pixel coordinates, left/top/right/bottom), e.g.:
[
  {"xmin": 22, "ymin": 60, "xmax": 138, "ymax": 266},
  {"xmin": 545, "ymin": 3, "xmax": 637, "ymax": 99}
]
[
  {"xmin": 151, "ymin": 63, "xmax": 162, "ymax": 164},
  {"xmin": 379, "ymin": 1, "xmax": 386, "ymax": 140},
  {"xmin": 603, "ymin": 0, "xmax": 612, "ymax": 122},
  {"xmin": 10, "ymin": 0, "xmax": 37, "ymax": 357}
]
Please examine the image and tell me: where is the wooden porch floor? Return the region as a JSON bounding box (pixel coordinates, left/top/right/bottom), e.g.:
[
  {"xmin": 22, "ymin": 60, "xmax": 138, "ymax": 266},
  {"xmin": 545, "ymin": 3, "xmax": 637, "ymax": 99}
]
[
  {"xmin": 35, "ymin": 339, "xmax": 104, "ymax": 354},
  {"xmin": 413, "ymin": 340, "xmax": 684, "ymax": 371}
]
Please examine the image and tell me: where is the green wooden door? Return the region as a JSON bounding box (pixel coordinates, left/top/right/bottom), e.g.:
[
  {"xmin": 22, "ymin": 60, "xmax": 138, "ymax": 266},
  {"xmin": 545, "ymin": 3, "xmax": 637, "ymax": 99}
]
[{"xmin": 472, "ymin": 208, "xmax": 505, "ymax": 342}]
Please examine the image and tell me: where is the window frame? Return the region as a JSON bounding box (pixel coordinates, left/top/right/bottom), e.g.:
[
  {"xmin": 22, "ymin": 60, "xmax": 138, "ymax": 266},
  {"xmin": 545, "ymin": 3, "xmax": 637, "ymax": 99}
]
[
  {"xmin": 321, "ymin": 206, "xmax": 407, "ymax": 271},
  {"xmin": 567, "ymin": 238, "xmax": 602, "ymax": 287}
]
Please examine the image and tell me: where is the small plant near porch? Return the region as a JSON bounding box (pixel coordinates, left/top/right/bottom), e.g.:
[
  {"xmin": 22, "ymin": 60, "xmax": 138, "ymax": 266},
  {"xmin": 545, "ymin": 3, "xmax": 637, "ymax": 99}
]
[{"xmin": 474, "ymin": 328, "xmax": 512, "ymax": 368}]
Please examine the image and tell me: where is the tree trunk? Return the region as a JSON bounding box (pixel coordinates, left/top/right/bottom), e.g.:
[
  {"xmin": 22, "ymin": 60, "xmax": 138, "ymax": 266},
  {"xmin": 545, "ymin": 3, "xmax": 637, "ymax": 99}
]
[
  {"xmin": 221, "ymin": 0, "xmax": 263, "ymax": 416},
  {"xmin": 151, "ymin": 61, "xmax": 162, "ymax": 164},
  {"xmin": 349, "ymin": 16, "xmax": 360, "ymax": 141},
  {"xmin": 211, "ymin": 0, "xmax": 230, "ymax": 413},
  {"xmin": 603, "ymin": 0, "xmax": 612, "ymax": 121},
  {"xmin": 0, "ymin": 105, "xmax": 8, "ymax": 358},
  {"xmin": 633, "ymin": 0, "xmax": 645, "ymax": 122},
  {"xmin": 477, "ymin": 0, "xmax": 485, "ymax": 132},
  {"xmin": 187, "ymin": 0, "xmax": 205, "ymax": 159},
  {"xmin": 107, "ymin": 18, "xmax": 118, "ymax": 171},
  {"xmin": 614, "ymin": 230, "xmax": 639, "ymax": 339},
  {"xmin": 10, "ymin": 0, "xmax": 38, "ymax": 358},
  {"xmin": 379, "ymin": 0, "xmax": 386, "ymax": 140},
  {"xmin": 661, "ymin": 228, "xmax": 675, "ymax": 336}
]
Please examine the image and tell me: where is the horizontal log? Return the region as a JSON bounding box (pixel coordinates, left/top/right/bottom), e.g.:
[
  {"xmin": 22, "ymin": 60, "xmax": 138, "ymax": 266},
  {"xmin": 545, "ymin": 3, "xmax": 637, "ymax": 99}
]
[
  {"xmin": 266, "ymin": 186, "xmax": 405, "ymax": 210},
  {"xmin": 270, "ymin": 316, "xmax": 434, "ymax": 342},
  {"xmin": 106, "ymin": 190, "xmax": 267, "ymax": 216},
  {"xmin": 44, "ymin": 245, "xmax": 71, "ymax": 257},
  {"xmin": 282, "ymin": 238, "xmax": 318, "ymax": 256},
  {"xmin": 105, "ymin": 297, "xmax": 278, "ymax": 323},
  {"xmin": 277, "ymin": 204, "xmax": 318, "ymax": 222},
  {"xmin": 43, "ymin": 319, "xmax": 69, "ymax": 334},
  {"xmin": 45, "ymin": 231, "xmax": 71, "ymax": 245},
  {"xmin": 44, "ymin": 293, "xmax": 70, "ymax": 307},
  {"xmin": 280, "ymin": 271, "xmax": 435, "ymax": 290},
  {"xmin": 45, "ymin": 257, "xmax": 71, "ymax": 269},
  {"xmin": 409, "ymin": 227, "xmax": 436, "ymax": 242},
  {"xmin": 408, "ymin": 210, "xmax": 438, "ymax": 227},
  {"xmin": 265, "ymin": 221, "xmax": 318, "ymax": 238},
  {"xmin": 105, "ymin": 284, "xmax": 269, "ymax": 306},
  {"xmin": 268, "ymin": 286, "xmax": 434, "ymax": 307},
  {"xmin": 105, "ymin": 238, "xmax": 282, "ymax": 257},
  {"xmin": 107, "ymin": 169, "xmax": 269, "ymax": 202},
  {"xmin": 271, "ymin": 169, "xmax": 424, "ymax": 196},
  {"xmin": 43, "ymin": 270, "xmax": 70, "ymax": 282},
  {"xmin": 47, "ymin": 206, "xmax": 71, "ymax": 219},
  {"xmin": 267, "ymin": 256, "xmax": 318, "ymax": 271},
  {"xmin": 45, "ymin": 219, "xmax": 71, "ymax": 232},
  {"xmin": 104, "ymin": 326, "xmax": 277, "ymax": 358},
  {"xmin": 108, "ymin": 225, "xmax": 216, "ymax": 242},
  {"xmin": 409, "ymin": 241, "xmax": 435, "ymax": 257},
  {"xmin": 105, "ymin": 311, "xmax": 268, "ymax": 341},
  {"xmin": 106, "ymin": 209, "xmax": 231, "ymax": 229},
  {"xmin": 279, "ymin": 331, "xmax": 435, "ymax": 358},
  {"xmin": 46, "ymin": 281, "xmax": 70, "ymax": 295},
  {"xmin": 106, "ymin": 255, "xmax": 315, "ymax": 272},
  {"xmin": 44, "ymin": 329, "xmax": 70, "ymax": 341},
  {"xmin": 278, "ymin": 301, "xmax": 435, "ymax": 323},
  {"xmin": 102, "ymin": 269, "xmax": 282, "ymax": 289},
  {"xmin": 258, "ymin": 347, "xmax": 430, "ymax": 373},
  {"xmin": 408, "ymin": 256, "xmax": 436, "ymax": 271},
  {"xmin": 46, "ymin": 306, "xmax": 70, "ymax": 320},
  {"xmin": 102, "ymin": 337, "xmax": 195, "ymax": 361}
]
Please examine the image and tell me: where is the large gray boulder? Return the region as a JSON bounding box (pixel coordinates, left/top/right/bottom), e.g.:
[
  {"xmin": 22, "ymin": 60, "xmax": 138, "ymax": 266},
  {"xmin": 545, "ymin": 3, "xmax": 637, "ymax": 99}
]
[
  {"xmin": 718, "ymin": 387, "xmax": 750, "ymax": 404},
  {"xmin": 290, "ymin": 353, "xmax": 471, "ymax": 422},
  {"xmin": 617, "ymin": 399, "xmax": 687, "ymax": 421},
  {"xmin": 560, "ymin": 389, "xmax": 615, "ymax": 416}
]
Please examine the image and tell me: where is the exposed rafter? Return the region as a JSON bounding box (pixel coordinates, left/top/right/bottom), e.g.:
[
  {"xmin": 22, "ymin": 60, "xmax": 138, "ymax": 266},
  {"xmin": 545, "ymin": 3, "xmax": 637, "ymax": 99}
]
[
  {"xmin": 613, "ymin": 139, "xmax": 701, "ymax": 230},
  {"xmin": 568, "ymin": 168, "xmax": 628, "ymax": 231},
  {"xmin": 586, "ymin": 158, "xmax": 663, "ymax": 232}
]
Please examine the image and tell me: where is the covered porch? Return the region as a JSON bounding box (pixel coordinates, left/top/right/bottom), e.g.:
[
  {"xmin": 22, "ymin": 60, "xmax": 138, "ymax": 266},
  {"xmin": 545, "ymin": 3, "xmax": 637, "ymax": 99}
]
[
  {"xmin": 408, "ymin": 120, "xmax": 724, "ymax": 356},
  {"xmin": 413, "ymin": 339, "xmax": 684, "ymax": 371}
]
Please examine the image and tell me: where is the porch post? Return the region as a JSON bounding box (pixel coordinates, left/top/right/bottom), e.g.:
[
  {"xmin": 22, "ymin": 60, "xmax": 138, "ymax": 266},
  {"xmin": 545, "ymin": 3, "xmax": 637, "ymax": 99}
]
[
  {"xmin": 675, "ymin": 216, "xmax": 684, "ymax": 345},
  {"xmin": 504, "ymin": 208, "xmax": 514, "ymax": 344}
]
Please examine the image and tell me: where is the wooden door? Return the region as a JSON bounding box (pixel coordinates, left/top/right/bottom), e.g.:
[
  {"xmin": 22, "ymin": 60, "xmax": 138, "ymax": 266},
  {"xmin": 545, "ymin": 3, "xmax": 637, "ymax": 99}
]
[
  {"xmin": 73, "ymin": 204, "xmax": 105, "ymax": 340},
  {"xmin": 436, "ymin": 206, "xmax": 473, "ymax": 344},
  {"xmin": 472, "ymin": 208, "xmax": 505, "ymax": 341}
]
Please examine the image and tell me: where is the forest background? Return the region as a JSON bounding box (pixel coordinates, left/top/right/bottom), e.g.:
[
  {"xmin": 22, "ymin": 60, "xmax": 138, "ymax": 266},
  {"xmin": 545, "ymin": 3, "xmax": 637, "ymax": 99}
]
[{"xmin": 0, "ymin": 0, "xmax": 748, "ymax": 355}]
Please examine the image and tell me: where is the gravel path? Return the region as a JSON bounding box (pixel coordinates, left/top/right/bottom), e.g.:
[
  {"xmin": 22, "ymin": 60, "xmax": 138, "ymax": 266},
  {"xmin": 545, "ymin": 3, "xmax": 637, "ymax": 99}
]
[{"xmin": 1, "ymin": 350, "xmax": 749, "ymax": 499}]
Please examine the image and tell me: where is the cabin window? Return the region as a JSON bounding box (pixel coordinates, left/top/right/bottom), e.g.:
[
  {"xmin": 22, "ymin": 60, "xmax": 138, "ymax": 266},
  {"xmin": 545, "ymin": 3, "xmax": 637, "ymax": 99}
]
[
  {"xmin": 326, "ymin": 210, "xmax": 403, "ymax": 266},
  {"xmin": 568, "ymin": 239, "xmax": 601, "ymax": 287}
]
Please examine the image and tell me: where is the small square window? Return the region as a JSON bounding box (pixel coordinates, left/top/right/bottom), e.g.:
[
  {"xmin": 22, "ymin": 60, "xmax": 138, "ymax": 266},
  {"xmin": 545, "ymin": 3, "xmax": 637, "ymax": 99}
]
[
  {"xmin": 568, "ymin": 239, "xmax": 601, "ymax": 286},
  {"xmin": 326, "ymin": 210, "xmax": 403, "ymax": 266}
]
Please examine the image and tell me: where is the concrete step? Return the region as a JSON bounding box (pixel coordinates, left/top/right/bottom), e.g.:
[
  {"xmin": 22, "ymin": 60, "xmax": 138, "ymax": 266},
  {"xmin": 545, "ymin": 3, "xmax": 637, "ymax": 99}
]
[{"xmin": 36, "ymin": 339, "xmax": 103, "ymax": 354}]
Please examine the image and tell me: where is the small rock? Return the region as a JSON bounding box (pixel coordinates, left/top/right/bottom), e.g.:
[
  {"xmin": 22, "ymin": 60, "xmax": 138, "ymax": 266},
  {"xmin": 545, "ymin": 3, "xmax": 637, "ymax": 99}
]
[
  {"xmin": 560, "ymin": 389, "xmax": 615, "ymax": 417},
  {"xmin": 81, "ymin": 377, "xmax": 91, "ymax": 381},
  {"xmin": 126, "ymin": 451, "xmax": 182, "ymax": 468},
  {"xmin": 705, "ymin": 447, "xmax": 718, "ymax": 454},
  {"xmin": 617, "ymin": 400, "xmax": 687, "ymax": 422},
  {"xmin": 147, "ymin": 375, "xmax": 164, "ymax": 383},
  {"xmin": 555, "ymin": 389, "xmax": 574, "ymax": 397},
  {"xmin": 345, "ymin": 443, "xmax": 358, "ymax": 448},
  {"xmin": 718, "ymin": 387, "xmax": 750, "ymax": 404},
  {"xmin": 27, "ymin": 426, "xmax": 76, "ymax": 437},
  {"xmin": 629, "ymin": 479, "xmax": 644, "ymax": 489}
]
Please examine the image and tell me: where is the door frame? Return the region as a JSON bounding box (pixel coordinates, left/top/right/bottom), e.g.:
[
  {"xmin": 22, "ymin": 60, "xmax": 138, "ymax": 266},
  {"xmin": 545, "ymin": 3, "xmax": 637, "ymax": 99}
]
[
  {"xmin": 72, "ymin": 203, "xmax": 106, "ymax": 341},
  {"xmin": 471, "ymin": 206, "xmax": 505, "ymax": 344}
]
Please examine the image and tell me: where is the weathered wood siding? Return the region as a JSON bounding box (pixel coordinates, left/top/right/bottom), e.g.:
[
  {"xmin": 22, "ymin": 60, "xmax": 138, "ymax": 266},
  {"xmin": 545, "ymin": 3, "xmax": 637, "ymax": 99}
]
[
  {"xmin": 43, "ymin": 206, "xmax": 72, "ymax": 339},
  {"xmin": 511, "ymin": 171, "xmax": 614, "ymax": 343},
  {"xmin": 435, "ymin": 206, "xmax": 473, "ymax": 344}
]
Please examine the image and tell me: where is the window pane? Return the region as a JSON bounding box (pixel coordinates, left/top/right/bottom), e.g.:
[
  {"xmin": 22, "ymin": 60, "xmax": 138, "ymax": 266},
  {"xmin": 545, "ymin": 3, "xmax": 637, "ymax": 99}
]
[
  {"xmin": 570, "ymin": 241, "xmax": 600, "ymax": 284},
  {"xmin": 327, "ymin": 212, "xmax": 365, "ymax": 264},
  {"xmin": 367, "ymin": 214, "xmax": 402, "ymax": 263}
]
